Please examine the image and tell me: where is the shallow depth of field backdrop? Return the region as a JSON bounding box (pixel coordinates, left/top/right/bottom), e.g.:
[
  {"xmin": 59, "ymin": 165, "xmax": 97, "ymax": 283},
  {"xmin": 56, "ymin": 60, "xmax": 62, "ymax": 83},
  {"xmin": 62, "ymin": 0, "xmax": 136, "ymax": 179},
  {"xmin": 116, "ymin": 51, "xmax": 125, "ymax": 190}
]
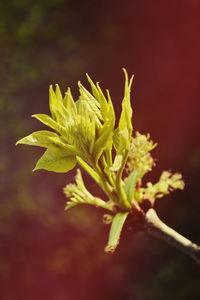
[{"xmin": 0, "ymin": 1, "xmax": 200, "ymax": 299}]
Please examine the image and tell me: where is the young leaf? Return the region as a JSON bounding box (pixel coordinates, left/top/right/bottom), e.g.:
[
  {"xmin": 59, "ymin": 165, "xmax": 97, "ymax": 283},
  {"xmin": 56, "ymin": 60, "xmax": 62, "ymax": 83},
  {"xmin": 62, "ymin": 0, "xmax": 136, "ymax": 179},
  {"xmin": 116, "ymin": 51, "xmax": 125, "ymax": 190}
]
[
  {"xmin": 118, "ymin": 69, "xmax": 134, "ymax": 141},
  {"xmin": 103, "ymin": 90, "xmax": 115, "ymax": 166},
  {"xmin": 16, "ymin": 130, "xmax": 59, "ymax": 148},
  {"xmin": 63, "ymin": 88, "xmax": 77, "ymax": 117},
  {"xmin": 78, "ymin": 81, "xmax": 103, "ymax": 126},
  {"xmin": 49, "ymin": 85, "xmax": 58, "ymax": 120},
  {"xmin": 93, "ymin": 119, "xmax": 113, "ymax": 163},
  {"xmin": 93, "ymin": 103, "xmax": 115, "ymax": 163},
  {"xmin": 113, "ymin": 128, "xmax": 129, "ymax": 153},
  {"xmin": 110, "ymin": 154, "xmax": 123, "ymax": 171},
  {"xmin": 32, "ymin": 114, "xmax": 64, "ymax": 134},
  {"xmin": 78, "ymin": 81, "xmax": 100, "ymax": 108},
  {"xmin": 76, "ymin": 156, "xmax": 102, "ymax": 186},
  {"xmin": 96, "ymin": 82, "xmax": 109, "ymax": 120},
  {"xmin": 33, "ymin": 145, "xmax": 77, "ymax": 173},
  {"xmin": 49, "ymin": 85, "xmax": 67, "ymax": 126},
  {"xmin": 105, "ymin": 211, "xmax": 129, "ymax": 254},
  {"xmin": 88, "ymin": 117, "xmax": 96, "ymax": 154},
  {"xmin": 86, "ymin": 73, "xmax": 99, "ymax": 100},
  {"xmin": 106, "ymin": 89, "xmax": 115, "ymax": 124},
  {"xmin": 124, "ymin": 169, "xmax": 138, "ymax": 204},
  {"xmin": 55, "ymin": 84, "xmax": 63, "ymax": 102}
]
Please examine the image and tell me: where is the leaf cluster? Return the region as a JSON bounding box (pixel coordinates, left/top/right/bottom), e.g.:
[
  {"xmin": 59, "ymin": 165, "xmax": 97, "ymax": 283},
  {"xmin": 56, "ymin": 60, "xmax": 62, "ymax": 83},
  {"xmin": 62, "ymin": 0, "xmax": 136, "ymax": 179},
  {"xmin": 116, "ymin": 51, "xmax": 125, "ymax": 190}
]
[{"xmin": 16, "ymin": 69, "xmax": 184, "ymax": 253}]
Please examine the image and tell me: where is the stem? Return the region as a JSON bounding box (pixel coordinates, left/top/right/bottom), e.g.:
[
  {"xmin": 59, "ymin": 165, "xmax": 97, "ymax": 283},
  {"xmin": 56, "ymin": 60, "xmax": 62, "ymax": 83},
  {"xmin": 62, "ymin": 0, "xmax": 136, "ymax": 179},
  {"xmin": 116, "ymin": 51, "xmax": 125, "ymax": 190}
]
[
  {"xmin": 95, "ymin": 163, "xmax": 119, "ymax": 204},
  {"xmin": 144, "ymin": 208, "xmax": 200, "ymax": 264},
  {"xmin": 77, "ymin": 155, "xmax": 120, "ymax": 208},
  {"xmin": 100, "ymin": 154, "xmax": 115, "ymax": 187},
  {"xmin": 116, "ymin": 150, "xmax": 131, "ymax": 210},
  {"xmin": 105, "ymin": 147, "xmax": 112, "ymax": 167},
  {"xmin": 93, "ymin": 197, "xmax": 114, "ymax": 212},
  {"xmin": 76, "ymin": 156, "xmax": 101, "ymax": 185}
]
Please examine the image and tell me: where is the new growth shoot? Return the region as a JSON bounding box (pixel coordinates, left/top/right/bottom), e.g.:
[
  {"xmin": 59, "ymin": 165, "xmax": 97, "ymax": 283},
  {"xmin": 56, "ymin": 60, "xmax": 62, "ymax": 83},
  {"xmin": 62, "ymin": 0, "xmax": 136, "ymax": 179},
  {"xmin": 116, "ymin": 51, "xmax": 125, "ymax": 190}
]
[{"xmin": 18, "ymin": 69, "xmax": 197, "ymax": 260}]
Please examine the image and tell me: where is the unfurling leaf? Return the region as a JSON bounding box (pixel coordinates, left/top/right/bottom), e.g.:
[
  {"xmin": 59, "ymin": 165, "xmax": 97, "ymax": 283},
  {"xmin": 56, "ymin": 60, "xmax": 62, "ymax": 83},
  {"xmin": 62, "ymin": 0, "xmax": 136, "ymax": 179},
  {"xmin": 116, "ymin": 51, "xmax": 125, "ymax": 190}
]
[
  {"xmin": 124, "ymin": 169, "xmax": 138, "ymax": 203},
  {"xmin": 49, "ymin": 85, "xmax": 60, "ymax": 121},
  {"xmin": 93, "ymin": 119, "xmax": 113, "ymax": 163},
  {"xmin": 86, "ymin": 73, "xmax": 99, "ymax": 99},
  {"xmin": 110, "ymin": 154, "xmax": 123, "ymax": 171},
  {"xmin": 32, "ymin": 114, "xmax": 64, "ymax": 134},
  {"xmin": 118, "ymin": 68, "xmax": 134, "ymax": 142},
  {"xmin": 110, "ymin": 128, "xmax": 128, "ymax": 173},
  {"xmin": 113, "ymin": 128, "xmax": 129, "ymax": 153},
  {"xmin": 96, "ymin": 82, "xmax": 109, "ymax": 120},
  {"xmin": 78, "ymin": 81, "xmax": 102, "ymax": 126},
  {"xmin": 105, "ymin": 211, "xmax": 129, "ymax": 254},
  {"xmin": 63, "ymin": 88, "xmax": 77, "ymax": 117}
]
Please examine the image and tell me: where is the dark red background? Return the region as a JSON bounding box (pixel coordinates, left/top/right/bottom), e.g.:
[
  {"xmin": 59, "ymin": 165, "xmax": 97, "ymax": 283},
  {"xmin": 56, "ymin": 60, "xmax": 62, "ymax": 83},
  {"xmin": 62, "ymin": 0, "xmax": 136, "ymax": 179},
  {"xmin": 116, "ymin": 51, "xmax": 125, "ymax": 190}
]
[{"xmin": 0, "ymin": 1, "xmax": 200, "ymax": 299}]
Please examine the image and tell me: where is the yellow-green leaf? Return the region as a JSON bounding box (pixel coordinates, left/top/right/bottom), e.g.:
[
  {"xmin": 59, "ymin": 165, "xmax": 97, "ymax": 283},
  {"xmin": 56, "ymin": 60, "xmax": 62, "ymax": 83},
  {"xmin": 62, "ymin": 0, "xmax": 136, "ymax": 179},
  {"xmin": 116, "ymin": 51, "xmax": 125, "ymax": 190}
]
[
  {"xmin": 16, "ymin": 130, "xmax": 59, "ymax": 148},
  {"xmin": 55, "ymin": 84, "xmax": 63, "ymax": 102},
  {"xmin": 78, "ymin": 81, "xmax": 103, "ymax": 126},
  {"xmin": 86, "ymin": 73, "xmax": 99, "ymax": 99},
  {"xmin": 78, "ymin": 81, "xmax": 100, "ymax": 108},
  {"xmin": 63, "ymin": 88, "xmax": 77, "ymax": 117},
  {"xmin": 33, "ymin": 145, "xmax": 77, "ymax": 173},
  {"xmin": 93, "ymin": 118, "xmax": 113, "ymax": 163},
  {"xmin": 49, "ymin": 85, "xmax": 63, "ymax": 122},
  {"xmin": 124, "ymin": 169, "xmax": 138, "ymax": 203},
  {"xmin": 105, "ymin": 211, "xmax": 129, "ymax": 254},
  {"xmin": 49, "ymin": 136, "xmax": 79, "ymax": 155},
  {"xmin": 106, "ymin": 89, "xmax": 115, "ymax": 124},
  {"xmin": 110, "ymin": 154, "xmax": 123, "ymax": 171},
  {"xmin": 113, "ymin": 128, "xmax": 129, "ymax": 153},
  {"xmin": 32, "ymin": 114, "xmax": 64, "ymax": 134},
  {"xmin": 96, "ymin": 82, "xmax": 109, "ymax": 120},
  {"xmin": 118, "ymin": 68, "xmax": 134, "ymax": 140}
]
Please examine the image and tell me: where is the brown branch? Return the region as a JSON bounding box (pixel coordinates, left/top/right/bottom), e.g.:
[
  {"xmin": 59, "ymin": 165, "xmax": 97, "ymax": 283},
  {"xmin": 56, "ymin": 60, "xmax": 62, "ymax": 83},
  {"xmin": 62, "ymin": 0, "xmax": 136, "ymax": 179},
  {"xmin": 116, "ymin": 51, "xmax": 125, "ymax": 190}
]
[{"xmin": 143, "ymin": 208, "xmax": 200, "ymax": 264}]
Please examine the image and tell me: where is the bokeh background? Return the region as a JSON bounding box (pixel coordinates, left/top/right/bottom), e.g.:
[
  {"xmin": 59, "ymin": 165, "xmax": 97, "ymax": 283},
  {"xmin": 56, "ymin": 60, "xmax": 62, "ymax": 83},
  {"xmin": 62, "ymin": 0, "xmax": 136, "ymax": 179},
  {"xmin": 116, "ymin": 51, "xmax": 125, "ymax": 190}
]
[{"xmin": 0, "ymin": 0, "xmax": 200, "ymax": 299}]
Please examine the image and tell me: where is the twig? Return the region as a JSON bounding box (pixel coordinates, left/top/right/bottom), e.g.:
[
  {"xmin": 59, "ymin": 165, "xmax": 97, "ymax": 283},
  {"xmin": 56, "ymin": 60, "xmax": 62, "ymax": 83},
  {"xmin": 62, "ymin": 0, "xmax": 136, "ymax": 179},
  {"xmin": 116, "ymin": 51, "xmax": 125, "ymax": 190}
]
[{"xmin": 144, "ymin": 208, "xmax": 200, "ymax": 264}]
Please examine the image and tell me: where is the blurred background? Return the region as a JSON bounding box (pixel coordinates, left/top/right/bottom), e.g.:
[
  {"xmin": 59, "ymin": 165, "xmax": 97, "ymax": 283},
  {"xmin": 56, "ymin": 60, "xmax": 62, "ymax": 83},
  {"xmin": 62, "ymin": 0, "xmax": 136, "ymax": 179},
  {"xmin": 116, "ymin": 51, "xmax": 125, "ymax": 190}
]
[{"xmin": 0, "ymin": 0, "xmax": 200, "ymax": 299}]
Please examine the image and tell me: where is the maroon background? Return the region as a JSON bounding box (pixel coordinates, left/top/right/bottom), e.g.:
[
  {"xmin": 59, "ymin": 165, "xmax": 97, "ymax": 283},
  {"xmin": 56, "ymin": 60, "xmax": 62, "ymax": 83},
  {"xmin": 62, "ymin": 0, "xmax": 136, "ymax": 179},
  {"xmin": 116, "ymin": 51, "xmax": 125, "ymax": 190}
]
[{"xmin": 0, "ymin": 1, "xmax": 200, "ymax": 299}]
